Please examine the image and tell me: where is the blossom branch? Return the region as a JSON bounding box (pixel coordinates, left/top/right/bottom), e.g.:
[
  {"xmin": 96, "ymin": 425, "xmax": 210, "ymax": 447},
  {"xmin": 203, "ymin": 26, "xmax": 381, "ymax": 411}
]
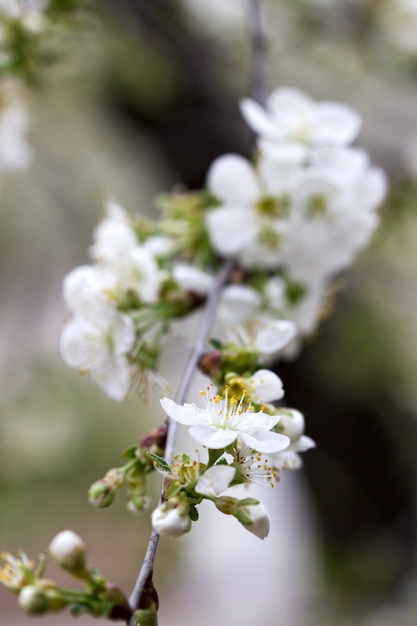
[
  {"xmin": 127, "ymin": 259, "xmax": 235, "ymax": 623},
  {"xmin": 244, "ymin": 0, "xmax": 269, "ymax": 105}
]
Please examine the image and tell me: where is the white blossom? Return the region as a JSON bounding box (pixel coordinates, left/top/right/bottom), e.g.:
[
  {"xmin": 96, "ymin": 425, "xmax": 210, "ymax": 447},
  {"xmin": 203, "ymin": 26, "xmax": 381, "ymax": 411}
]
[
  {"xmin": 151, "ymin": 502, "xmax": 191, "ymax": 537},
  {"xmin": 241, "ymin": 87, "xmax": 361, "ymax": 159},
  {"xmin": 160, "ymin": 389, "xmax": 290, "ymax": 453},
  {"xmin": 59, "ymin": 308, "xmax": 135, "ymax": 402},
  {"xmin": 205, "ymin": 153, "xmax": 297, "ymax": 266}
]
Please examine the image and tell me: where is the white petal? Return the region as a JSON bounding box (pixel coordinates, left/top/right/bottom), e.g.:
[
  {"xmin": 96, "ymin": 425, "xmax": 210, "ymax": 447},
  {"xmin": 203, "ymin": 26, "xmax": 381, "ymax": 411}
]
[
  {"xmin": 59, "ymin": 318, "xmax": 104, "ymax": 368},
  {"xmin": 218, "ymin": 285, "xmax": 261, "ymax": 324},
  {"xmin": 94, "ymin": 355, "xmax": 131, "ymax": 402},
  {"xmin": 247, "ymin": 369, "xmax": 284, "ymax": 403},
  {"xmin": 206, "ymin": 206, "xmax": 257, "ymax": 256},
  {"xmin": 255, "ymin": 319, "xmax": 298, "ymax": 355},
  {"xmin": 173, "ymin": 264, "xmax": 214, "ymax": 295},
  {"xmin": 315, "ymin": 102, "xmax": 362, "ymax": 146},
  {"xmin": 239, "ymin": 429, "xmax": 290, "ymax": 454},
  {"xmin": 278, "ymin": 409, "xmax": 305, "ymax": 441},
  {"xmin": 160, "ymin": 397, "xmax": 204, "ymax": 426},
  {"xmin": 240, "ymin": 502, "xmax": 271, "ymax": 539},
  {"xmin": 195, "ymin": 465, "xmax": 236, "ymax": 496},
  {"xmin": 111, "ymin": 313, "xmax": 136, "ymax": 356},
  {"xmin": 258, "ymin": 139, "xmax": 308, "ymax": 164},
  {"xmin": 207, "ymin": 154, "xmax": 261, "ymax": 204},
  {"xmin": 189, "ymin": 424, "xmax": 237, "ymax": 449},
  {"xmin": 240, "ymin": 98, "xmax": 284, "ymax": 140},
  {"xmin": 63, "ymin": 265, "xmax": 111, "ymax": 318}
]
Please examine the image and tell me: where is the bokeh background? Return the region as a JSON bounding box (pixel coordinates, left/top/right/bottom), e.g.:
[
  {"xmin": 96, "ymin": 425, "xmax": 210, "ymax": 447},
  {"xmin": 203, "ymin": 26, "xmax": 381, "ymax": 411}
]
[{"xmin": 2, "ymin": 1, "xmax": 417, "ymax": 624}]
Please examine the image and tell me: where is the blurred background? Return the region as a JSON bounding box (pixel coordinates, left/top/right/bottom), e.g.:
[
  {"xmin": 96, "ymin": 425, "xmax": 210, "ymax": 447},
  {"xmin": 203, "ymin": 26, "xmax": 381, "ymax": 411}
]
[{"xmin": 2, "ymin": 0, "xmax": 417, "ymax": 624}]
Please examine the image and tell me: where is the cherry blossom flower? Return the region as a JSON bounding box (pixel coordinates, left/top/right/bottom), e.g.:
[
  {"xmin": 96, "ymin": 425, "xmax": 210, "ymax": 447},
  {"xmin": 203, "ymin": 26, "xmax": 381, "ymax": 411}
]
[
  {"xmin": 0, "ymin": 551, "xmax": 39, "ymax": 591},
  {"xmin": 59, "ymin": 308, "xmax": 135, "ymax": 402},
  {"xmin": 240, "ymin": 86, "xmax": 361, "ymax": 161},
  {"xmin": 160, "ymin": 389, "xmax": 290, "ymax": 453},
  {"xmin": 205, "ymin": 153, "xmax": 298, "ymax": 265}
]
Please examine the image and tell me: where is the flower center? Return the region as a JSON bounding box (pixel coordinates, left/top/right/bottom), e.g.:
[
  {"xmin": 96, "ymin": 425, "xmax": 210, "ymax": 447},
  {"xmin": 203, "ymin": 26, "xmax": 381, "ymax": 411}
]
[
  {"xmin": 306, "ymin": 193, "xmax": 328, "ymax": 217},
  {"xmin": 256, "ymin": 194, "xmax": 290, "ymax": 218}
]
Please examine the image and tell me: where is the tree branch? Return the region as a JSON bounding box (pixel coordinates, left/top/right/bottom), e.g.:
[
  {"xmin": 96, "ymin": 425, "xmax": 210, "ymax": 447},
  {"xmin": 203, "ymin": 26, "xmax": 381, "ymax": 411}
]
[
  {"xmin": 127, "ymin": 259, "xmax": 235, "ymax": 623},
  {"xmin": 244, "ymin": 0, "xmax": 269, "ymax": 106}
]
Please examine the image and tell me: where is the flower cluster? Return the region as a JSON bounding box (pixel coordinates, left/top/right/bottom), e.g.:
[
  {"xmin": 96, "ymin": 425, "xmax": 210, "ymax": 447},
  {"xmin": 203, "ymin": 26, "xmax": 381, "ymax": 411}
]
[
  {"xmin": 59, "ymin": 199, "xmax": 216, "ymax": 400},
  {"xmin": 0, "ymin": 531, "xmax": 131, "ymax": 619},
  {"xmin": 204, "ymin": 87, "xmax": 387, "ymax": 343},
  {"xmin": 151, "ymin": 377, "xmax": 314, "ymax": 540},
  {"xmin": 58, "ymin": 85, "xmax": 385, "ymax": 543}
]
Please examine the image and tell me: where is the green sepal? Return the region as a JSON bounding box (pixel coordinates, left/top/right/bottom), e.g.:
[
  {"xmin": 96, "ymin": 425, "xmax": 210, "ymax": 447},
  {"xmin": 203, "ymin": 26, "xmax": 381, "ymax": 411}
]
[
  {"xmin": 69, "ymin": 603, "xmax": 89, "ymax": 617},
  {"xmin": 239, "ymin": 498, "xmax": 260, "ymax": 507},
  {"xmin": 122, "ymin": 445, "xmax": 138, "ymax": 460},
  {"xmin": 189, "ymin": 503, "xmax": 199, "ymax": 522},
  {"xmin": 147, "ymin": 452, "xmax": 170, "ymax": 473},
  {"xmin": 209, "ymin": 338, "xmax": 223, "ymax": 350},
  {"xmin": 164, "ymin": 481, "xmax": 182, "ymax": 500}
]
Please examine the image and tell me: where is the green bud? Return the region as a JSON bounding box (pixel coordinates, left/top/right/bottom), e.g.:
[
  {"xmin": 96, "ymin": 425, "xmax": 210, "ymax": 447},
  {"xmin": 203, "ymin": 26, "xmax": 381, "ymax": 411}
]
[
  {"xmin": 88, "ymin": 467, "xmax": 125, "ymax": 508},
  {"xmin": 214, "ymin": 496, "xmax": 239, "ymax": 515},
  {"xmin": 88, "ymin": 480, "xmax": 116, "ymax": 508},
  {"xmin": 134, "ymin": 604, "xmax": 158, "ymax": 626}
]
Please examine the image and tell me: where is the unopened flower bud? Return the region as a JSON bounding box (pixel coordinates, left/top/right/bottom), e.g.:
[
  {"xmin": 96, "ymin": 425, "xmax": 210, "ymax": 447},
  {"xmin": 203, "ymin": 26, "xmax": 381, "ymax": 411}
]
[
  {"xmin": 198, "ymin": 350, "xmax": 223, "ymax": 378},
  {"xmin": 278, "ymin": 409, "xmax": 305, "ymax": 442},
  {"xmin": 127, "ymin": 495, "xmax": 150, "ymax": 514},
  {"xmin": 214, "ymin": 496, "xmax": 239, "ymax": 515},
  {"xmin": 88, "ymin": 468, "xmax": 125, "ymax": 508},
  {"xmin": 18, "ymin": 586, "xmax": 49, "ymax": 614},
  {"xmin": 48, "ymin": 530, "xmax": 86, "ymax": 573},
  {"xmin": 140, "ymin": 423, "xmax": 168, "ymax": 450},
  {"xmin": 134, "ymin": 605, "xmax": 158, "ymax": 626},
  {"xmin": 234, "ymin": 501, "xmax": 270, "ymax": 540},
  {"xmin": 151, "ymin": 500, "xmax": 191, "ymax": 537}
]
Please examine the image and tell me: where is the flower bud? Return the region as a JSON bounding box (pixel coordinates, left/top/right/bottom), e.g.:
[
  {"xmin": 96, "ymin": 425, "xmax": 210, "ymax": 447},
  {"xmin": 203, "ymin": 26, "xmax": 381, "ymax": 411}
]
[
  {"xmin": 234, "ymin": 502, "xmax": 271, "ymax": 540},
  {"xmin": 18, "ymin": 586, "xmax": 49, "ymax": 614},
  {"xmin": 134, "ymin": 605, "xmax": 158, "ymax": 626},
  {"xmin": 198, "ymin": 350, "xmax": 223, "ymax": 378},
  {"xmin": 88, "ymin": 468, "xmax": 125, "ymax": 508},
  {"xmin": 278, "ymin": 409, "xmax": 305, "ymax": 442},
  {"xmin": 151, "ymin": 500, "xmax": 191, "ymax": 538},
  {"xmin": 48, "ymin": 530, "xmax": 86, "ymax": 573},
  {"xmin": 214, "ymin": 496, "xmax": 239, "ymax": 515}
]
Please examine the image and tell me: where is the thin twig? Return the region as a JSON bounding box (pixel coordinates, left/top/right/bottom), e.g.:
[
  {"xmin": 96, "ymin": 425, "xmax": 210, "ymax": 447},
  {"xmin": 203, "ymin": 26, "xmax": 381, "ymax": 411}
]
[
  {"xmin": 127, "ymin": 259, "xmax": 235, "ymax": 623},
  {"xmin": 244, "ymin": 0, "xmax": 269, "ymax": 106}
]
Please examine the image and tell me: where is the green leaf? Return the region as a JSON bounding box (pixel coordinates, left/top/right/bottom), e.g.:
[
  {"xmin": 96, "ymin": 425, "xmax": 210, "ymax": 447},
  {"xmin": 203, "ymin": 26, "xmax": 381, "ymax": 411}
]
[{"xmin": 147, "ymin": 452, "xmax": 170, "ymax": 473}]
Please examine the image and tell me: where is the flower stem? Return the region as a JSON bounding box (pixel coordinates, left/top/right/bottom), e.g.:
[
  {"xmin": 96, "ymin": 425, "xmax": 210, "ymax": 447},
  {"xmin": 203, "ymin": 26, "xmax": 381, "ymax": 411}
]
[
  {"xmin": 244, "ymin": 0, "xmax": 269, "ymax": 106},
  {"xmin": 127, "ymin": 259, "xmax": 235, "ymax": 623}
]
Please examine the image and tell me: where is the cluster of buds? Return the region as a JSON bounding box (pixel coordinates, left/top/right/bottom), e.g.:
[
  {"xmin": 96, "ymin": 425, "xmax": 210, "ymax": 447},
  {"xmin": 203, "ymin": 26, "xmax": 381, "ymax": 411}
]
[
  {"xmin": 89, "ymin": 423, "xmax": 167, "ymax": 513},
  {"xmin": 0, "ymin": 531, "xmax": 130, "ymax": 620}
]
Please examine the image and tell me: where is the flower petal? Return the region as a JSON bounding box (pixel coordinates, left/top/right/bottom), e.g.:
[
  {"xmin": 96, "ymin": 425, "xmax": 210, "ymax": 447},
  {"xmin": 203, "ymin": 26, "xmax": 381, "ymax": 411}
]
[
  {"xmin": 239, "ymin": 429, "xmax": 290, "ymax": 454},
  {"xmin": 247, "ymin": 369, "xmax": 284, "ymax": 403},
  {"xmin": 188, "ymin": 424, "xmax": 237, "ymax": 449},
  {"xmin": 160, "ymin": 398, "xmax": 204, "ymax": 426},
  {"xmin": 207, "ymin": 154, "xmax": 261, "ymax": 204},
  {"xmin": 195, "ymin": 465, "xmax": 236, "ymax": 496}
]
